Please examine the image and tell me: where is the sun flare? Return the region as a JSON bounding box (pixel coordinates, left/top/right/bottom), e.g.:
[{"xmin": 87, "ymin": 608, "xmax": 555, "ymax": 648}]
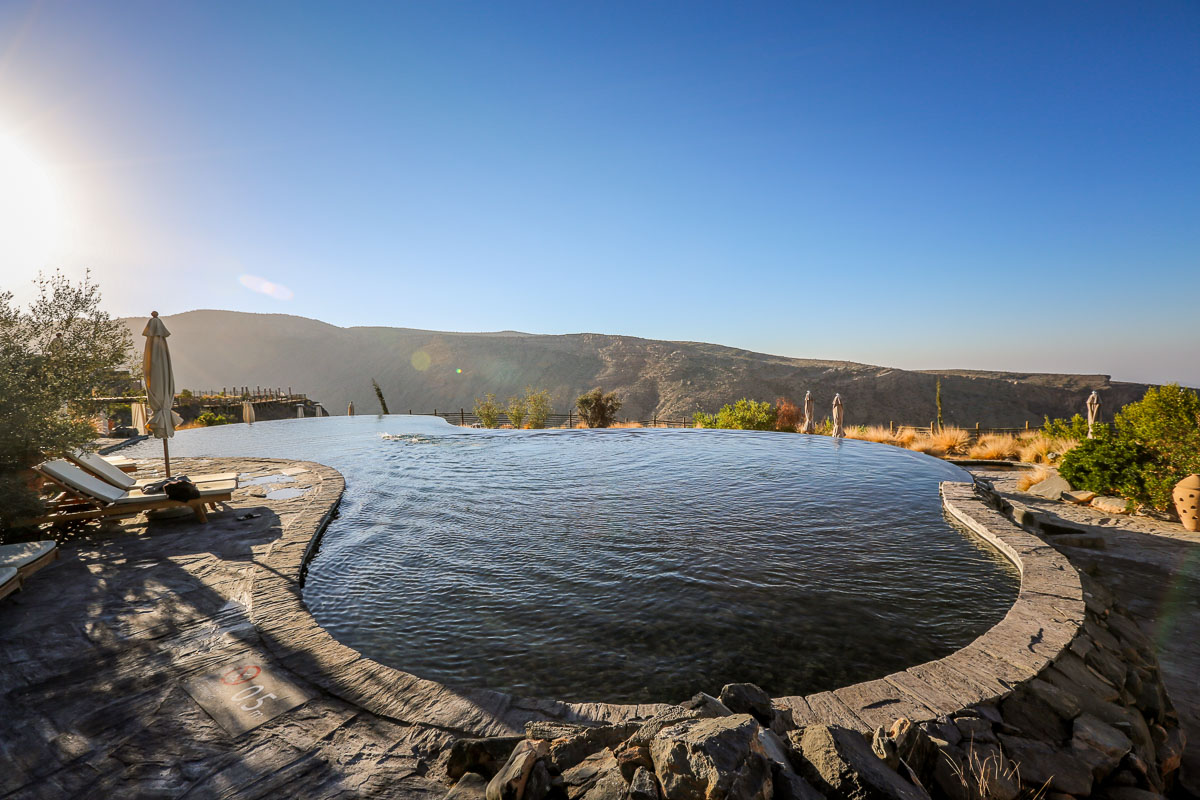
[{"xmin": 0, "ymin": 128, "xmax": 66, "ymax": 273}]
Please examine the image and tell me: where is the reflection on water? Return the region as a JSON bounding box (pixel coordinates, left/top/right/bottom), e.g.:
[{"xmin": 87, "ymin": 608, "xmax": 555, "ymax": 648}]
[{"xmin": 125, "ymin": 415, "xmax": 1019, "ymax": 704}]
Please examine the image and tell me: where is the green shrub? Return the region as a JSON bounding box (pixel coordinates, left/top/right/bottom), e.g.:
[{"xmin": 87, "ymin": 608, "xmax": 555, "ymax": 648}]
[
  {"xmin": 474, "ymin": 393, "xmax": 501, "ymax": 428},
  {"xmin": 524, "ymin": 387, "xmax": 552, "ymax": 429},
  {"xmin": 1042, "ymin": 413, "xmax": 1097, "ymax": 441},
  {"xmin": 1058, "ymin": 384, "xmax": 1200, "ymax": 511},
  {"xmin": 195, "ymin": 411, "xmax": 231, "ymax": 427},
  {"xmin": 576, "ymin": 388, "xmax": 622, "ymax": 428},
  {"xmin": 1115, "ymin": 384, "xmax": 1200, "ymax": 510},
  {"xmin": 1058, "ymin": 433, "xmax": 1148, "ymax": 504},
  {"xmin": 693, "ymin": 399, "xmax": 777, "ymax": 431},
  {"xmin": 505, "ymin": 395, "xmax": 527, "ymax": 429}
]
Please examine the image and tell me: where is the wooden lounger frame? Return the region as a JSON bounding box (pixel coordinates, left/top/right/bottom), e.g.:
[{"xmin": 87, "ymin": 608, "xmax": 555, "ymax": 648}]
[{"xmin": 29, "ymin": 472, "xmax": 232, "ymax": 525}]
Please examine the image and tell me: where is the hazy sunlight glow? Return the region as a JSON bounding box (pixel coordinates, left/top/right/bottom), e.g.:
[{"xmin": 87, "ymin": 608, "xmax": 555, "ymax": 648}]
[{"xmin": 0, "ymin": 128, "xmax": 64, "ymax": 274}]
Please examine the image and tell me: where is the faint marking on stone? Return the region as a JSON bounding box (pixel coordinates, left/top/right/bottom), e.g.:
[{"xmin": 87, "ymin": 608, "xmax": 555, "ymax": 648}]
[{"xmin": 183, "ymin": 657, "xmax": 310, "ymax": 736}]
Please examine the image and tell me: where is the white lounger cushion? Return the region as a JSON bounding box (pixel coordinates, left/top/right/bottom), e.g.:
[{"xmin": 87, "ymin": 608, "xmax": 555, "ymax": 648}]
[
  {"xmin": 42, "ymin": 460, "xmax": 126, "ymax": 503},
  {"xmin": 69, "ymin": 450, "xmax": 237, "ymax": 490},
  {"xmin": 69, "ymin": 451, "xmax": 137, "ymax": 489},
  {"xmin": 0, "ymin": 541, "xmax": 56, "ymax": 571},
  {"xmin": 40, "ymin": 461, "xmax": 235, "ymax": 505}
]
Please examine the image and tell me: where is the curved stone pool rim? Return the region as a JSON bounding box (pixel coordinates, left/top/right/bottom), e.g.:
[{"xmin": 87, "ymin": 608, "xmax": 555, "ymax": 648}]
[{"xmin": 251, "ymin": 466, "xmax": 1085, "ymax": 736}]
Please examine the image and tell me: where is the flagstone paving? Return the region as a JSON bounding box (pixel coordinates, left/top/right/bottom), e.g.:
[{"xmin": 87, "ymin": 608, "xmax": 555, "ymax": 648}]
[
  {"xmin": 969, "ymin": 465, "xmax": 1200, "ymax": 795},
  {"xmin": 0, "ymin": 458, "xmax": 449, "ymax": 800}
]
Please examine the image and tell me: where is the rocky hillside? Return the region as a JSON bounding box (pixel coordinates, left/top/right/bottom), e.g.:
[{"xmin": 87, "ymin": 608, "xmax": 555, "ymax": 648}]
[{"xmin": 121, "ymin": 310, "xmax": 1155, "ymax": 427}]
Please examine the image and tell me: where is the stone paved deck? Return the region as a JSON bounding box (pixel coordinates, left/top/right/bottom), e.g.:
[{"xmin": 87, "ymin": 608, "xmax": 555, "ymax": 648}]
[
  {"xmin": 1, "ymin": 456, "xmax": 1190, "ymax": 798},
  {"xmin": 0, "ymin": 457, "xmax": 449, "ymax": 799},
  {"xmin": 970, "ymin": 465, "xmax": 1200, "ymax": 795}
]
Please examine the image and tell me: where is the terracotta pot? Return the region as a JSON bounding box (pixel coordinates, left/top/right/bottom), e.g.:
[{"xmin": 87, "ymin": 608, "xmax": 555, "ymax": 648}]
[{"xmin": 1174, "ymin": 474, "xmax": 1200, "ymax": 532}]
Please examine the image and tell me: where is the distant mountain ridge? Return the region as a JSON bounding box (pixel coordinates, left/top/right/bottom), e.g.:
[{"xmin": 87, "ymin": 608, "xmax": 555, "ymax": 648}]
[{"xmin": 121, "ymin": 310, "xmax": 1156, "ymax": 427}]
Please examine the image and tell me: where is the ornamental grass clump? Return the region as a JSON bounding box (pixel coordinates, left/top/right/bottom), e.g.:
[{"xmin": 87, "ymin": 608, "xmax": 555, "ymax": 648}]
[
  {"xmin": 1016, "ymin": 467, "xmax": 1052, "ymax": 492},
  {"xmin": 968, "ymin": 433, "xmax": 1018, "ymax": 460},
  {"xmin": 928, "ymin": 426, "xmax": 970, "ymax": 454},
  {"xmin": 846, "ymin": 425, "xmax": 893, "ymax": 444}
]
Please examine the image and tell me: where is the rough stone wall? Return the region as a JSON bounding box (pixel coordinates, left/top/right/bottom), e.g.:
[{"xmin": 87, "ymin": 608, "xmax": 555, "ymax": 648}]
[{"xmin": 430, "ymin": 480, "xmax": 1186, "ymax": 800}]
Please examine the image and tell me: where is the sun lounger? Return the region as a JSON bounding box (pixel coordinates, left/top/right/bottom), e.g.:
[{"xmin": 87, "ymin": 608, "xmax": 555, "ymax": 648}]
[
  {"xmin": 0, "ymin": 541, "xmax": 58, "ymax": 579},
  {"xmin": 68, "ymin": 451, "xmax": 237, "ymax": 491},
  {"xmin": 32, "ymin": 460, "xmax": 235, "ymax": 524},
  {"xmin": 0, "ymin": 567, "xmax": 20, "ymax": 602},
  {"xmin": 100, "ymin": 454, "xmax": 137, "ymax": 473}
]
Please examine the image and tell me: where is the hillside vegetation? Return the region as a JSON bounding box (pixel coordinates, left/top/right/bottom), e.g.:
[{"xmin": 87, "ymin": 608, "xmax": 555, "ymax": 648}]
[{"xmin": 121, "ymin": 310, "xmax": 1155, "ymax": 426}]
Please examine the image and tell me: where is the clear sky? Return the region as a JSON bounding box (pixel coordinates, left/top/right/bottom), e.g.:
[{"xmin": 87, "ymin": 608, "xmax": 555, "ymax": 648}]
[{"xmin": 2, "ymin": 1, "xmax": 1197, "ymax": 385}]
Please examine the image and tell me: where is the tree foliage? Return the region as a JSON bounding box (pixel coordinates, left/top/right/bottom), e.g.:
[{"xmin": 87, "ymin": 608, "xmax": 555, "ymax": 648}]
[
  {"xmin": 1059, "ymin": 384, "xmax": 1200, "ymax": 511},
  {"xmin": 1, "ymin": 271, "xmax": 134, "ymax": 531},
  {"xmin": 775, "ymin": 398, "xmax": 802, "ymax": 431},
  {"xmin": 474, "ymin": 393, "xmax": 501, "ymax": 428},
  {"xmin": 693, "ymin": 399, "xmax": 777, "ymax": 431},
  {"xmin": 371, "ymin": 379, "xmax": 389, "ymax": 414},
  {"xmin": 505, "ymin": 394, "xmax": 527, "ymax": 429},
  {"xmin": 524, "ymin": 387, "xmax": 553, "ymax": 429},
  {"xmin": 576, "ymin": 388, "xmax": 622, "ymax": 428}
]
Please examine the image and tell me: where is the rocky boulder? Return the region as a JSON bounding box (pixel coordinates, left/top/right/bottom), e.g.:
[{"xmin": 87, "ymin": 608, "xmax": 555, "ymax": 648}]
[
  {"xmin": 447, "ymin": 736, "xmax": 526, "ymax": 781},
  {"xmin": 719, "ymin": 684, "xmax": 775, "ymax": 727},
  {"xmin": 486, "ymin": 739, "xmax": 549, "ymax": 800},
  {"xmin": 787, "ymin": 724, "xmax": 930, "ymax": 800},
  {"xmin": 649, "ymin": 714, "xmax": 773, "ymax": 800}
]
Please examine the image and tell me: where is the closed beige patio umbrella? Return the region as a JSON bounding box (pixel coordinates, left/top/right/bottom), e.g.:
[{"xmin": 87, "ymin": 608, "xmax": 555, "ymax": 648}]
[
  {"xmin": 801, "ymin": 391, "xmax": 815, "ymax": 434},
  {"xmin": 347, "ymin": 401, "xmax": 355, "ymax": 416},
  {"xmin": 1086, "ymin": 391, "xmax": 1101, "ymax": 439},
  {"xmin": 831, "ymin": 393, "xmax": 845, "ymax": 438},
  {"xmin": 242, "ymin": 400, "xmax": 256, "ymax": 424},
  {"xmin": 143, "ymin": 311, "xmax": 179, "ymax": 476}
]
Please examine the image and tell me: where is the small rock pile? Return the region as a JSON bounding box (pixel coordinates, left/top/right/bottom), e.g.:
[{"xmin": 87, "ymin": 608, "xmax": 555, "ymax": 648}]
[{"xmin": 437, "ymin": 588, "xmax": 1184, "ymax": 800}]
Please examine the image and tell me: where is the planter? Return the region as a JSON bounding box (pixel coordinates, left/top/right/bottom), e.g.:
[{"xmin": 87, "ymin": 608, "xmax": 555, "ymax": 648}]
[{"xmin": 1173, "ymin": 474, "xmax": 1200, "ymax": 532}]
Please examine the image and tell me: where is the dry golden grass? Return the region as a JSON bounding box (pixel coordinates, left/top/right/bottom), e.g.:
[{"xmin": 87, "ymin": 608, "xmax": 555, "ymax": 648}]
[
  {"xmin": 846, "ymin": 425, "xmax": 893, "ymax": 443},
  {"xmin": 610, "ymin": 421, "xmax": 644, "ymax": 429},
  {"xmin": 1018, "ymin": 435, "xmax": 1079, "ymax": 463},
  {"xmin": 1018, "ymin": 435, "xmax": 1054, "ymax": 463},
  {"xmin": 890, "ymin": 428, "xmax": 917, "ymax": 447},
  {"xmin": 908, "ymin": 437, "xmax": 946, "ymax": 456},
  {"xmin": 968, "ymin": 433, "xmax": 1018, "ymax": 460},
  {"xmin": 1016, "ymin": 467, "xmax": 1052, "ymax": 491},
  {"xmin": 928, "ymin": 426, "xmax": 970, "ymax": 455}
]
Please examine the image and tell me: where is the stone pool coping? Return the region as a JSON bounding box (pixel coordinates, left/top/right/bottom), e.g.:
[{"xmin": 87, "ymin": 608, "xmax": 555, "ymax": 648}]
[{"xmin": 253, "ymin": 472, "xmax": 1087, "ymax": 736}]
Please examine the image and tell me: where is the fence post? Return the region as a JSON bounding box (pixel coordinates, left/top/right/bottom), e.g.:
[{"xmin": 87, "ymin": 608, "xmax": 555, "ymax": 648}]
[
  {"xmin": 461, "ymin": 408, "xmax": 465, "ymax": 426},
  {"xmin": 1026, "ymin": 420, "xmax": 1030, "ymax": 430},
  {"xmin": 568, "ymin": 410, "xmax": 573, "ymax": 428}
]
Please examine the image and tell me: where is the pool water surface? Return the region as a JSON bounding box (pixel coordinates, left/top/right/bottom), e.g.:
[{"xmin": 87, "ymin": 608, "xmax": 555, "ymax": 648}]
[{"xmin": 124, "ymin": 416, "xmax": 1019, "ymax": 704}]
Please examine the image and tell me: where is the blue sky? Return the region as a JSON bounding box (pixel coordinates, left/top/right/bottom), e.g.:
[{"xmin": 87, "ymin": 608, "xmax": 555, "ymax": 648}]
[{"xmin": 1, "ymin": 1, "xmax": 1197, "ymax": 385}]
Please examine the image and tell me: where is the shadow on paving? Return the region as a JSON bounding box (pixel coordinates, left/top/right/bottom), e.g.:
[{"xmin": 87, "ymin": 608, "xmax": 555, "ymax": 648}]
[
  {"xmin": 0, "ymin": 461, "xmax": 451, "ymax": 799},
  {"xmin": 983, "ymin": 474, "xmax": 1200, "ymax": 797}
]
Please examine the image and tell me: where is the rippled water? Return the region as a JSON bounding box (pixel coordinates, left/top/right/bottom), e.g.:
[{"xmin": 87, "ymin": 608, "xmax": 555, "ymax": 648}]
[{"xmin": 124, "ymin": 415, "xmax": 1019, "ymax": 704}]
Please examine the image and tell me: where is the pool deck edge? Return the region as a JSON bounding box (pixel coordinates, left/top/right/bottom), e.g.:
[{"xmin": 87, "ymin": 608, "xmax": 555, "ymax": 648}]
[{"xmin": 260, "ymin": 472, "xmax": 1086, "ymax": 737}]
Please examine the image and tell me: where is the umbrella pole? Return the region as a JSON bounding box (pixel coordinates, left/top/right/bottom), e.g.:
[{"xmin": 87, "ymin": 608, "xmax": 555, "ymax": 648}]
[{"xmin": 163, "ymin": 438, "xmax": 171, "ymax": 477}]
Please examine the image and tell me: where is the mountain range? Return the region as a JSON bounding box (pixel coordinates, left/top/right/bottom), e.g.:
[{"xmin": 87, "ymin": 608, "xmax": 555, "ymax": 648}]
[{"xmin": 121, "ymin": 310, "xmax": 1155, "ymax": 427}]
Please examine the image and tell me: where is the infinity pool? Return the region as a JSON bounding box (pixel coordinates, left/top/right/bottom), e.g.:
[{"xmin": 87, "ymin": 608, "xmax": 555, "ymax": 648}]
[{"xmin": 124, "ymin": 415, "xmax": 1018, "ymax": 704}]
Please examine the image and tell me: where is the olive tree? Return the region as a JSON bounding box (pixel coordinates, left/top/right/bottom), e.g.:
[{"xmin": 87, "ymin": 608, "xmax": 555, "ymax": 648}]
[
  {"xmin": 1, "ymin": 271, "xmax": 134, "ymax": 531},
  {"xmin": 576, "ymin": 387, "xmax": 622, "ymax": 428}
]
